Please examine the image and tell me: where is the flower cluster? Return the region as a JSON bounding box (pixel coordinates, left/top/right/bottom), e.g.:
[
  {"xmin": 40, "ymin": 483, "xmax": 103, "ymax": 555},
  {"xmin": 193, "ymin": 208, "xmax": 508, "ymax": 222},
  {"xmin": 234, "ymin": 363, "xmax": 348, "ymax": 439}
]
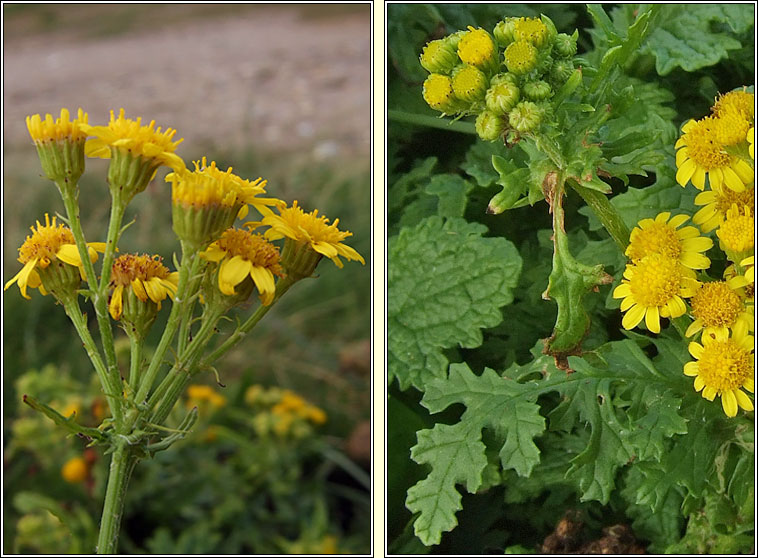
[
  {"xmin": 615, "ymin": 91, "xmax": 754, "ymax": 417},
  {"xmin": 244, "ymin": 385, "xmax": 327, "ymax": 439},
  {"xmin": 419, "ymin": 16, "xmax": 579, "ymax": 141}
]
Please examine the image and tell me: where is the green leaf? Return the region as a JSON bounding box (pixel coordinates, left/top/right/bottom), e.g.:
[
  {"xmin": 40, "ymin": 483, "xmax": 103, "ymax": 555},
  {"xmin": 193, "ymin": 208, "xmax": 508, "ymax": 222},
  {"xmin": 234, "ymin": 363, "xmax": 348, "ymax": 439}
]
[
  {"xmin": 388, "ymin": 216, "xmax": 522, "ymax": 391},
  {"xmin": 640, "ymin": 4, "xmax": 754, "ymax": 75},
  {"xmin": 406, "ymin": 421, "xmax": 488, "ymax": 546},
  {"xmin": 425, "ymin": 174, "xmax": 473, "ymax": 219},
  {"xmin": 407, "ymin": 362, "xmax": 547, "ymax": 545}
]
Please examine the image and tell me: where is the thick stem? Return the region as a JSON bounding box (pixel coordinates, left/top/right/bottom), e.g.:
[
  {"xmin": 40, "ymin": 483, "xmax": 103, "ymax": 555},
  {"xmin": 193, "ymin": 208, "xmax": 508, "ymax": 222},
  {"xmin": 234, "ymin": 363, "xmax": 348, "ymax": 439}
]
[
  {"xmin": 62, "ymin": 298, "xmax": 123, "ymax": 426},
  {"xmin": 96, "ymin": 443, "xmax": 138, "ymax": 554},
  {"xmin": 569, "ymin": 181, "xmax": 630, "ymax": 251}
]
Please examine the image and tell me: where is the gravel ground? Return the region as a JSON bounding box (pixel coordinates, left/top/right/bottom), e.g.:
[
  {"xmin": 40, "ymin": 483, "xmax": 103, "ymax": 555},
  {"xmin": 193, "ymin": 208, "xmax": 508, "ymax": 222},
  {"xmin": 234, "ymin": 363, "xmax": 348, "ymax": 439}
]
[{"xmin": 2, "ymin": 5, "xmax": 371, "ymax": 161}]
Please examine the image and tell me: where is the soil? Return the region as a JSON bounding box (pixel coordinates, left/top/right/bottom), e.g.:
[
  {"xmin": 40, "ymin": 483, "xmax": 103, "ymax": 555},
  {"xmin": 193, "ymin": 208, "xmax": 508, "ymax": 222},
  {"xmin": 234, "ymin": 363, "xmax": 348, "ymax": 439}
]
[{"xmin": 2, "ymin": 4, "xmax": 371, "ymax": 161}]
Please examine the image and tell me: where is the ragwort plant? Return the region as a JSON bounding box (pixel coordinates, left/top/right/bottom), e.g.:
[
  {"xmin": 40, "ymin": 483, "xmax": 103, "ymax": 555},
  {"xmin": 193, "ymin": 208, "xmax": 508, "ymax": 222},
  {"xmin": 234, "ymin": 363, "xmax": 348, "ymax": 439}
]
[
  {"xmin": 388, "ymin": 4, "xmax": 753, "ymax": 553},
  {"xmin": 4, "ymin": 108, "xmax": 364, "ymax": 554}
]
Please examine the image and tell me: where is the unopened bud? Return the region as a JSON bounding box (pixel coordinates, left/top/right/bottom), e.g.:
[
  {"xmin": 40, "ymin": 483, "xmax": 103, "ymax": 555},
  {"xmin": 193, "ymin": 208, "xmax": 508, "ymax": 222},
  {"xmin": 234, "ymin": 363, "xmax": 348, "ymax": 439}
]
[
  {"xmin": 493, "ymin": 18, "xmax": 517, "ymax": 47},
  {"xmin": 553, "ymin": 33, "xmax": 577, "ymax": 59},
  {"xmin": 504, "ymin": 40, "xmax": 538, "ymax": 75},
  {"xmin": 420, "ymin": 39, "xmax": 459, "ymax": 74},
  {"xmin": 485, "ymin": 81, "xmax": 521, "ymax": 115},
  {"xmin": 475, "ymin": 110, "xmax": 507, "ymax": 142},
  {"xmin": 523, "ymin": 80, "xmax": 552, "ymax": 101},
  {"xmin": 452, "ymin": 64, "xmax": 488, "ymax": 103},
  {"xmin": 509, "ymin": 101, "xmax": 543, "ymax": 133}
]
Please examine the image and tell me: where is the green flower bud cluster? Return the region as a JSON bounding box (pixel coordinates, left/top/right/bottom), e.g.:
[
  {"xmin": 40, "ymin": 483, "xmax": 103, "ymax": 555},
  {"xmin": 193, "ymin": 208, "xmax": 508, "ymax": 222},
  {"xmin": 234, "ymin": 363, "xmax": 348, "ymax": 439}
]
[{"xmin": 419, "ymin": 16, "xmax": 580, "ymax": 142}]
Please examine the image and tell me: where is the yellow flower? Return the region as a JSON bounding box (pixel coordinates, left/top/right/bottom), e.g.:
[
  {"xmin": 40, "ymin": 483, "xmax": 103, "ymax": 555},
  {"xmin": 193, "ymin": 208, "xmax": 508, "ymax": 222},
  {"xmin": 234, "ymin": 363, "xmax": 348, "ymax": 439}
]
[
  {"xmin": 4, "ymin": 214, "xmax": 103, "ymax": 299},
  {"xmin": 26, "ymin": 108, "xmax": 89, "ymax": 184},
  {"xmin": 684, "ymin": 323, "xmax": 754, "ymax": 417},
  {"xmin": 613, "ymin": 253, "xmax": 699, "ymax": 333},
  {"xmin": 513, "ymin": 17, "xmax": 549, "ymax": 47},
  {"xmin": 748, "ymin": 127, "xmax": 754, "ymax": 159},
  {"xmin": 711, "ymin": 105, "xmax": 751, "ymax": 146},
  {"xmin": 716, "ymin": 204, "xmax": 754, "ymax": 256},
  {"xmin": 675, "ymin": 117, "xmax": 753, "ymax": 192},
  {"xmin": 457, "ymin": 27, "xmax": 498, "ymax": 72},
  {"xmin": 693, "ymin": 184, "xmax": 754, "ymax": 233},
  {"xmin": 26, "ymin": 108, "xmax": 89, "ymax": 143},
  {"xmin": 61, "ymin": 456, "xmax": 88, "ymax": 484},
  {"xmin": 108, "ymin": 254, "xmax": 179, "ymax": 320},
  {"xmin": 422, "ymin": 73, "xmax": 466, "ymax": 114},
  {"xmin": 200, "ymin": 227, "xmax": 284, "ymax": 305},
  {"xmin": 685, "ymin": 281, "xmax": 753, "ymax": 339},
  {"xmin": 451, "ymin": 64, "xmax": 488, "ymax": 103},
  {"xmin": 742, "ymin": 256, "xmax": 755, "ymax": 285},
  {"xmin": 80, "ymin": 108, "xmax": 185, "ymax": 172},
  {"xmin": 262, "ymin": 200, "xmax": 365, "ymax": 270},
  {"xmin": 625, "ymin": 212, "xmax": 712, "ymax": 270},
  {"xmin": 712, "ymin": 89, "xmax": 754, "ymax": 124},
  {"xmin": 504, "ymin": 40, "xmax": 538, "ymax": 75},
  {"xmin": 186, "ymin": 384, "xmax": 227, "ymax": 409}
]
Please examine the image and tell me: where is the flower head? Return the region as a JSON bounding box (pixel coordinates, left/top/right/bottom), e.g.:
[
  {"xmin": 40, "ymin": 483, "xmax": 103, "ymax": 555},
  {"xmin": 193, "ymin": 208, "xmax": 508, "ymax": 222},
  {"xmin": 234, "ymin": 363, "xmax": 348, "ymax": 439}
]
[
  {"xmin": 26, "ymin": 108, "xmax": 89, "ymax": 143},
  {"xmin": 26, "ymin": 108, "xmax": 89, "ymax": 183},
  {"xmin": 61, "ymin": 456, "xmax": 88, "ymax": 484},
  {"xmin": 108, "ymin": 254, "xmax": 178, "ymax": 325},
  {"xmin": 200, "ymin": 227, "xmax": 284, "ymax": 305},
  {"xmin": 422, "ymin": 73, "xmax": 466, "ymax": 114},
  {"xmin": 693, "ymin": 184, "xmax": 754, "ymax": 232},
  {"xmin": 513, "ymin": 17, "xmax": 549, "ymax": 48},
  {"xmin": 711, "ymin": 105, "xmax": 751, "ymax": 146},
  {"xmin": 613, "ymin": 253, "xmax": 699, "ymax": 333},
  {"xmin": 504, "ymin": 40, "xmax": 538, "ymax": 75},
  {"xmin": 420, "ymin": 39, "xmax": 458, "ymax": 75},
  {"xmin": 451, "ymin": 64, "xmax": 488, "ymax": 103},
  {"xmin": 80, "ymin": 108, "xmax": 184, "ymax": 171},
  {"xmin": 167, "ymin": 157, "xmax": 282, "ymax": 249},
  {"xmin": 717, "ymin": 204, "xmax": 754, "ymax": 257},
  {"xmin": 712, "ymin": 89, "xmax": 754, "ymax": 124},
  {"xmin": 4, "ymin": 214, "xmax": 103, "ymax": 299},
  {"xmin": 675, "ymin": 118, "xmax": 753, "ymax": 192},
  {"xmin": 685, "ymin": 281, "xmax": 753, "ymax": 339},
  {"xmin": 261, "ymin": 201, "xmax": 365, "ymax": 276},
  {"xmin": 457, "ymin": 27, "xmax": 498, "ymax": 72},
  {"xmin": 684, "ymin": 324, "xmax": 754, "ymax": 417},
  {"xmin": 186, "ymin": 384, "xmax": 226, "ymax": 410},
  {"xmin": 625, "ymin": 212, "xmax": 712, "ymax": 269}
]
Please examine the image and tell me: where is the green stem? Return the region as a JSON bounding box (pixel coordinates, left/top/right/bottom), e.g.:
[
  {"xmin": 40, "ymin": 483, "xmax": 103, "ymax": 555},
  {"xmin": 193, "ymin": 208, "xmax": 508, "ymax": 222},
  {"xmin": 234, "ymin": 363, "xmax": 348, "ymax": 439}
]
[
  {"xmin": 96, "ymin": 443, "xmax": 138, "ymax": 554},
  {"xmin": 147, "ymin": 303, "xmax": 228, "ymax": 425},
  {"xmin": 61, "ymin": 297, "xmax": 123, "ymax": 427},
  {"xmin": 200, "ymin": 275, "xmax": 297, "ymax": 368},
  {"xmin": 569, "ymin": 180, "xmax": 630, "ymax": 251},
  {"xmin": 133, "ymin": 243, "xmax": 200, "ymax": 407},
  {"xmin": 126, "ymin": 327, "xmax": 144, "ymax": 395},
  {"xmin": 387, "ymin": 110, "xmax": 476, "ymax": 134},
  {"xmin": 59, "ymin": 184, "xmax": 126, "ymax": 428}
]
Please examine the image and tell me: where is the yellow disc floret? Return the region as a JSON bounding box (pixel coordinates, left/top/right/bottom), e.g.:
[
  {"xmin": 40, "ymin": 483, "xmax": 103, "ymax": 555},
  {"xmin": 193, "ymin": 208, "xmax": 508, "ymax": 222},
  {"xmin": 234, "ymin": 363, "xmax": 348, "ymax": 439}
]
[
  {"xmin": 200, "ymin": 227, "xmax": 284, "ymax": 304},
  {"xmin": 26, "ymin": 108, "xmax": 89, "ymax": 143},
  {"xmin": 717, "ymin": 205, "xmax": 754, "ymax": 255},
  {"xmin": 712, "ymin": 89, "xmax": 754, "ymax": 123},
  {"xmin": 684, "ymin": 324, "xmax": 754, "ymax": 417},
  {"xmin": 513, "ymin": 17, "xmax": 549, "ymax": 48},
  {"xmin": 693, "ymin": 185, "xmax": 754, "ymax": 232},
  {"xmin": 613, "ymin": 253, "xmax": 698, "ymax": 333},
  {"xmin": 711, "ymin": 105, "xmax": 751, "ymax": 146},
  {"xmin": 457, "ymin": 26, "xmax": 497, "ymax": 70},
  {"xmin": 451, "ymin": 64, "xmax": 488, "ymax": 103},
  {"xmin": 686, "ymin": 281, "xmax": 752, "ymax": 338},
  {"xmin": 504, "ymin": 40, "xmax": 538, "ymax": 75},
  {"xmin": 625, "ymin": 212, "xmax": 712, "ymax": 269}
]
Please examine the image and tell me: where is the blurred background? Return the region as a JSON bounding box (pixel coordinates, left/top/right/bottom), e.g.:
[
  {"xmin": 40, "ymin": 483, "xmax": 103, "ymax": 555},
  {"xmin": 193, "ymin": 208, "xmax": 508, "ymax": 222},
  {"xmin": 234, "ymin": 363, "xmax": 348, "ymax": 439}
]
[{"xmin": 2, "ymin": 3, "xmax": 371, "ymax": 554}]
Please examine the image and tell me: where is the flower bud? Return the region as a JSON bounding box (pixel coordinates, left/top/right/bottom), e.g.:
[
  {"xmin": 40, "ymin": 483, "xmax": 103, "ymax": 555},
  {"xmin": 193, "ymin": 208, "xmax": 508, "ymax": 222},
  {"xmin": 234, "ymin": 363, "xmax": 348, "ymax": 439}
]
[
  {"xmin": 549, "ymin": 59, "xmax": 574, "ymax": 87},
  {"xmin": 493, "ymin": 18, "xmax": 516, "ymax": 47},
  {"xmin": 485, "ymin": 81, "xmax": 521, "ymax": 115},
  {"xmin": 504, "ymin": 40, "xmax": 538, "ymax": 75},
  {"xmin": 420, "ymin": 39, "xmax": 459, "ymax": 74},
  {"xmin": 553, "ymin": 33, "xmax": 577, "ymax": 59},
  {"xmin": 457, "ymin": 26, "xmax": 500, "ymax": 73},
  {"xmin": 422, "ymin": 73, "xmax": 466, "ymax": 114},
  {"xmin": 513, "ymin": 17, "xmax": 549, "ymax": 48},
  {"xmin": 536, "ymin": 53, "xmax": 554, "ymax": 75},
  {"xmin": 509, "ymin": 101, "xmax": 543, "ymax": 133},
  {"xmin": 490, "ymin": 72, "xmax": 519, "ymax": 87},
  {"xmin": 445, "ymin": 30, "xmax": 466, "ymax": 49},
  {"xmin": 452, "ymin": 64, "xmax": 488, "ymax": 103},
  {"xmin": 475, "ymin": 110, "xmax": 507, "ymax": 142},
  {"xmin": 523, "ymin": 80, "xmax": 552, "ymax": 102}
]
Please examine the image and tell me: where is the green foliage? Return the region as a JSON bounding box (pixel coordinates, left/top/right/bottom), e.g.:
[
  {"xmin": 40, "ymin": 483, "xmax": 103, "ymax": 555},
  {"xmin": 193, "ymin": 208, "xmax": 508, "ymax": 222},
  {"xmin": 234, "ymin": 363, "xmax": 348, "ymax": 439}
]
[
  {"xmin": 388, "ymin": 216, "xmax": 522, "ymax": 391},
  {"xmin": 388, "ymin": 4, "xmax": 754, "ymax": 553}
]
